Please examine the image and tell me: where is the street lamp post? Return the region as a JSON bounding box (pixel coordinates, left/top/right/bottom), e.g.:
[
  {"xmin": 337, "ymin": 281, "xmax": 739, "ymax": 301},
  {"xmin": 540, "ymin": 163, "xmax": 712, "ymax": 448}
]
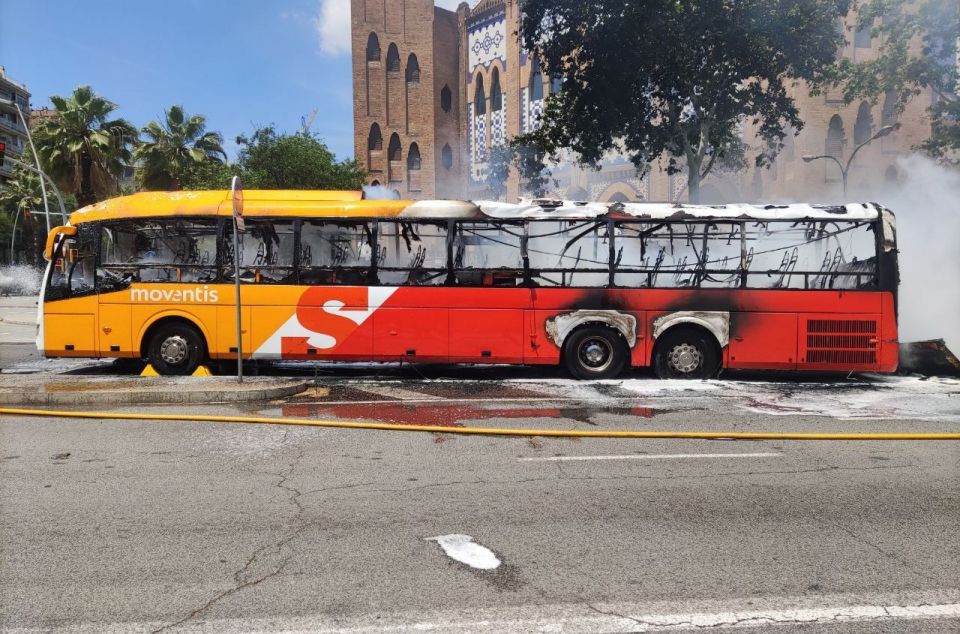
[
  {"xmin": 0, "ymin": 97, "xmax": 52, "ymax": 232},
  {"xmin": 802, "ymin": 124, "xmax": 900, "ymax": 198}
]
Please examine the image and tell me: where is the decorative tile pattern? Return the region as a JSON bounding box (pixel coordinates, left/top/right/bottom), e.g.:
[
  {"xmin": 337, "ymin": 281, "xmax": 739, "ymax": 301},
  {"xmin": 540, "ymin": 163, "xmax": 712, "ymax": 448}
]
[
  {"xmin": 468, "ymin": 14, "xmax": 507, "ymax": 73},
  {"xmin": 523, "ymin": 88, "xmax": 544, "ymax": 134},
  {"xmin": 491, "ymin": 96, "xmax": 506, "ymax": 147},
  {"xmin": 469, "ymin": 103, "xmax": 488, "ymax": 184}
]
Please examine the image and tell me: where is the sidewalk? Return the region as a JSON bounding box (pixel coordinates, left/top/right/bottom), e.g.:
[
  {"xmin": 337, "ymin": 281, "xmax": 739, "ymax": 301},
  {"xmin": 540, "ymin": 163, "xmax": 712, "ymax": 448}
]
[
  {"xmin": 0, "ymin": 374, "xmax": 307, "ymax": 406},
  {"xmin": 0, "ymin": 295, "xmax": 38, "ymax": 326}
]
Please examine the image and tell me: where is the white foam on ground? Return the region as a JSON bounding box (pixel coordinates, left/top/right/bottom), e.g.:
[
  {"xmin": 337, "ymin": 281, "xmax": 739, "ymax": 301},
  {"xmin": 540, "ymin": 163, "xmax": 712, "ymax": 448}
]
[{"xmin": 426, "ymin": 534, "xmax": 501, "ymax": 570}]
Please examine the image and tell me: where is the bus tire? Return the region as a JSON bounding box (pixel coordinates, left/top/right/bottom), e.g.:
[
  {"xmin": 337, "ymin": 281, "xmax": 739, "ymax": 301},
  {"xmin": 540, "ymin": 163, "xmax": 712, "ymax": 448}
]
[
  {"xmin": 563, "ymin": 325, "xmax": 630, "ymax": 380},
  {"xmin": 146, "ymin": 322, "xmax": 206, "ymax": 376},
  {"xmin": 652, "ymin": 327, "xmax": 720, "ymax": 380}
]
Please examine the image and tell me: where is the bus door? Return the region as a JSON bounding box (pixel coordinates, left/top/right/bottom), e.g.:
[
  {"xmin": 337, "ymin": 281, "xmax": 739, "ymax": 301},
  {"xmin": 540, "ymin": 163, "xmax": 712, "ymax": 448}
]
[
  {"xmin": 44, "ymin": 224, "xmax": 98, "ymax": 356},
  {"xmin": 96, "ymin": 224, "xmax": 133, "ymax": 357}
]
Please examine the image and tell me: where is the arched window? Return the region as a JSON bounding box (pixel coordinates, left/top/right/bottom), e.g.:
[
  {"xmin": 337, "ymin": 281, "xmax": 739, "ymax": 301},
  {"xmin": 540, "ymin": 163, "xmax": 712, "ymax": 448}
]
[
  {"xmin": 783, "ymin": 124, "xmax": 796, "ymax": 161},
  {"xmin": 407, "ymin": 143, "xmax": 421, "ymax": 170},
  {"xmin": 370, "ymin": 179, "xmax": 381, "ymax": 186},
  {"xmin": 854, "ymin": 101, "xmax": 873, "ymax": 145},
  {"xmin": 368, "ymin": 123, "xmax": 383, "ymax": 150},
  {"xmin": 441, "ymin": 143, "xmax": 453, "ymax": 169},
  {"xmin": 386, "ymin": 43, "xmax": 400, "ymax": 73},
  {"xmin": 405, "ymin": 54, "xmax": 420, "ymax": 83},
  {"xmin": 366, "ymin": 33, "xmax": 381, "ymax": 62},
  {"xmin": 490, "ymin": 68, "xmax": 503, "ymax": 111},
  {"xmin": 388, "ymin": 133, "xmax": 402, "ymax": 161},
  {"xmin": 608, "ymin": 192, "xmax": 630, "ymax": 203},
  {"xmin": 825, "ymin": 115, "xmax": 845, "ymax": 157},
  {"xmin": 474, "ymin": 75, "xmax": 486, "ymax": 115},
  {"xmin": 854, "ymin": 19, "xmax": 872, "ymax": 48},
  {"xmin": 530, "ymin": 64, "xmax": 543, "ymax": 101},
  {"xmin": 881, "ymin": 91, "xmax": 898, "ymax": 127},
  {"xmin": 884, "ymin": 165, "xmax": 898, "ymax": 184},
  {"xmin": 440, "ymin": 85, "xmax": 452, "ymax": 112}
]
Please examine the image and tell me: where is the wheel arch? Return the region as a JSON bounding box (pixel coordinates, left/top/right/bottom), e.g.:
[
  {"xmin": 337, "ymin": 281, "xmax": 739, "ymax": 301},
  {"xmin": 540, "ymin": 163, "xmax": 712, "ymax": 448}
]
[
  {"xmin": 138, "ymin": 312, "xmax": 211, "ymax": 359},
  {"xmin": 546, "ymin": 310, "xmax": 638, "ymax": 352},
  {"xmin": 650, "ymin": 321, "xmax": 724, "ymax": 368}
]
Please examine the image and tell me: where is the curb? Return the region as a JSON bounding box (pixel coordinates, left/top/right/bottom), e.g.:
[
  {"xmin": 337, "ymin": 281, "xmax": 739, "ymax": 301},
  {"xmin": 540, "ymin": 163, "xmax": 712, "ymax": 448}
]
[
  {"xmin": 0, "ymin": 378, "xmax": 307, "ymax": 406},
  {"xmin": 0, "ymin": 316, "xmax": 36, "ymax": 326}
]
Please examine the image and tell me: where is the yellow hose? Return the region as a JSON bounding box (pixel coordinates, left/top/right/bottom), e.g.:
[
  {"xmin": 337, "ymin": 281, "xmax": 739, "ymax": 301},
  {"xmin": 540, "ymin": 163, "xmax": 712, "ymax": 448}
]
[{"xmin": 1, "ymin": 407, "xmax": 959, "ymax": 440}]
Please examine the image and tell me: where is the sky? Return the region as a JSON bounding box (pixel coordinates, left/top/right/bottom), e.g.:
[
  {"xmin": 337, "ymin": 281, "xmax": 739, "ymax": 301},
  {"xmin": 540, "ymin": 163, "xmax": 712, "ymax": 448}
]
[{"xmin": 0, "ymin": 0, "xmax": 467, "ymax": 162}]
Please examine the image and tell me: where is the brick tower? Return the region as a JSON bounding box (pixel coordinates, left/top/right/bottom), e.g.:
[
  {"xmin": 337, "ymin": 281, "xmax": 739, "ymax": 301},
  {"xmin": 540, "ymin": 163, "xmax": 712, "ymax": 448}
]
[{"xmin": 351, "ymin": 0, "xmax": 463, "ymax": 199}]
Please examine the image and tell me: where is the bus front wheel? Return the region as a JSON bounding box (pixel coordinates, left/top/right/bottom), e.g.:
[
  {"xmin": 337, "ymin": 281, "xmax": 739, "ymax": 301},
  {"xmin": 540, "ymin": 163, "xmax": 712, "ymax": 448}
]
[
  {"xmin": 563, "ymin": 326, "xmax": 630, "ymax": 380},
  {"xmin": 652, "ymin": 327, "xmax": 719, "ymax": 379},
  {"xmin": 147, "ymin": 322, "xmax": 205, "ymax": 376}
]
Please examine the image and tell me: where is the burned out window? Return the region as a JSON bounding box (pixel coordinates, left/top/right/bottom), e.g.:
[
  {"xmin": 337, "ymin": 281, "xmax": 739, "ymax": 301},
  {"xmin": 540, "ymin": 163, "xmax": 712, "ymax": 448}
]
[
  {"xmin": 377, "ymin": 221, "xmax": 448, "ymax": 286},
  {"xmin": 527, "ymin": 220, "xmax": 609, "ymax": 287},
  {"xmin": 453, "ymin": 222, "xmax": 524, "ymax": 286},
  {"xmin": 299, "ymin": 220, "xmax": 374, "ymax": 285},
  {"xmin": 47, "ymin": 224, "xmax": 98, "ymax": 301},
  {"xmin": 615, "ymin": 222, "xmax": 742, "ymax": 288},
  {"xmin": 221, "ymin": 219, "xmax": 296, "ymax": 283},
  {"xmin": 743, "ymin": 221, "xmax": 877, "ymax": 289},
  {"xmin": 99, "ymin": 219, "xmax": 217, "ymax": 286}
]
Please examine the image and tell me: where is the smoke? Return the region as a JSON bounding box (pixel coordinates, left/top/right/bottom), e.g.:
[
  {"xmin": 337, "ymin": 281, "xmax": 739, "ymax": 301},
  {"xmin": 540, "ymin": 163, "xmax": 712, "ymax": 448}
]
[
  {"xmin": 0, "ymin": 265, "xmax": 42, "ymax": 296},
  {"xmin": 362, "ymin": 185, "xmax": 402, "ymax": 200},
  {"xmin": 871, "ymin": 155, "xmax": 960, "ymax": 353}
]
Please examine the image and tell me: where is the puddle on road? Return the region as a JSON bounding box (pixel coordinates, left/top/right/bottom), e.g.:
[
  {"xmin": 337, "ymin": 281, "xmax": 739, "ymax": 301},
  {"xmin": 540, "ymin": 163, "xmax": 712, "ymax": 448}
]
[{"xmin": 270, "ymin": 401, "xmax": 673, "ymax": 427}]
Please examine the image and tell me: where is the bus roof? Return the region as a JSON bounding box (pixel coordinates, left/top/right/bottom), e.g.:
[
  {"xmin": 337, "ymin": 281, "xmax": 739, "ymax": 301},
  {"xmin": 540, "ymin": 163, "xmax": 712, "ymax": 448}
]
[
  {"xmin": 69, "ymin": 190, "xmax": 882, "ymax": 224},
  {"xmin": 479, "ymin": 200, "xmax": 882, "ymax": 221}
]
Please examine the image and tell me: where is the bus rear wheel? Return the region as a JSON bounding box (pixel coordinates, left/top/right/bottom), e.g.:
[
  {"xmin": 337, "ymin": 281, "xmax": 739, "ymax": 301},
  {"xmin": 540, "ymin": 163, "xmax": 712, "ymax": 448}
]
[
  {"xmin": 147, "ymin": 323, "xmax": 205, "ymax": 376},
  {"xmin": 563, "ymin": 326, "xmax": 630, "ymax": 380},
  {"xmin": 652, "ymin": 327, "xmax": 719, "ymax": 379}
]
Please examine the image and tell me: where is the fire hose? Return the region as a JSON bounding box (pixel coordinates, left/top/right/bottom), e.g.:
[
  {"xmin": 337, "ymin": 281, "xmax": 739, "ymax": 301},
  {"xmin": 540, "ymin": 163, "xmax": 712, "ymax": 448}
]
[{"xmin": 1, "ymin": 407, "xmax": 959, "ymax": 440}]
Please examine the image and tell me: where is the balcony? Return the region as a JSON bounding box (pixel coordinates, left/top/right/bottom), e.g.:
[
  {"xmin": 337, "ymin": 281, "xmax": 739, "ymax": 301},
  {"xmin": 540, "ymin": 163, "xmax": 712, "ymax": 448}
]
[{"xmin": 0, "ymin": 116, "xmax": 26, "ymax": 136}]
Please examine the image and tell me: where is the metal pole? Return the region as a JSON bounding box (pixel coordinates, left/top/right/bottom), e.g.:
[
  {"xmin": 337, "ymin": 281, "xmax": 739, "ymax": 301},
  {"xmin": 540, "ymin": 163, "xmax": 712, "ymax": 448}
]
[
  {"xmin": 13, "ymin": 102, "xmax": 51, "ymax": 233},
  {"xmin": 232, "ymin": 217, "xmax": 243, "ymax": 383},
  {"xmin": 9, "ymin": 208, "xmax": 21, "ymax": 265}
]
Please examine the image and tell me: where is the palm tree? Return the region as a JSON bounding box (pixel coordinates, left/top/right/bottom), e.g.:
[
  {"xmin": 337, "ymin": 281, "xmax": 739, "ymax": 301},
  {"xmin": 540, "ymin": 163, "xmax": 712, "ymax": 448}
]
[
  {"xmin": 134, "ymin": 105, "xmax": 226, "ymax": 190},
  {"xmin": 33, "ymin": 85, "xmax": 137, "ymax": 207},
  {"xmin": 0, "ymin": 166, "xmax": 44, "ymax": 264}
]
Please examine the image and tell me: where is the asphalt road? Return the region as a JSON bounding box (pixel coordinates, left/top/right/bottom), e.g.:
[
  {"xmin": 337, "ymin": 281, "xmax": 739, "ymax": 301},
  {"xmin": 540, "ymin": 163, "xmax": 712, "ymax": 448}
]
[{"xmin": 1, "ymin": 371, "xmax": 959, "ymax": 633}]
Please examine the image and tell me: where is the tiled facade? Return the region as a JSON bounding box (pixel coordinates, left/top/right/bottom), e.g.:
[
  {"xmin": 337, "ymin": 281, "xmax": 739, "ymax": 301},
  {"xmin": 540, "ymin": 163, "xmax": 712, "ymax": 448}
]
[{"xmin": 352, "ymin": 1, "xmax": 932, "ymax": 202}]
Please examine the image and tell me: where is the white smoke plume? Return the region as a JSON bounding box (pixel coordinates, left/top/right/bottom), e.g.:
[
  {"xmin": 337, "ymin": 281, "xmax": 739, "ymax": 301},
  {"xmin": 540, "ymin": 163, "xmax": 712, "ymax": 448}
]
[{"xmin": 873, "ymin": 155, "xmax": 960, "ymax": 353}]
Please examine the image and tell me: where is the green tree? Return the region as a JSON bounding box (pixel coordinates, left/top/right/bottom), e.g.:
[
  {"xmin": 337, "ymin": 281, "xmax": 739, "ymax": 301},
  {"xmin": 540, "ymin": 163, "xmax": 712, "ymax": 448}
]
[
  {"xmin": 482, "ymin": 139, "xmax": 553, "ymax": 200},
  {"xmin": 32, "ymin": 85, "xmax": 137, "ymax": 207},
  {"xmin": 236, "ymin": 126, "xmax": 366, "ymax": 189},
  {"xmin": 134, "ymin": 105, "xmax": 226, "ymax": 190},
  {"xmin": 837, "ymin": 0, "xmax": 959, "ymax": 163},
  {"xmin": 178, "ymin": 159, "xmax": 242, "ymax": 190},
  {"xmin": 517, "ymin": 0, "xmax": 850, "ymax": 202},
  {"xmin": 0, "ymin": 166, "xmax": 44, "ymax": 264}
]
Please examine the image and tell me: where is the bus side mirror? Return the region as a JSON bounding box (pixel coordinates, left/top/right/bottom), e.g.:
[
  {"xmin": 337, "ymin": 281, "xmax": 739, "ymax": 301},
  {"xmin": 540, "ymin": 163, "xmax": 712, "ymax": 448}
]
[{"xmin": 44, "ymin": 225, "xmax": 77, "ymax": 261}]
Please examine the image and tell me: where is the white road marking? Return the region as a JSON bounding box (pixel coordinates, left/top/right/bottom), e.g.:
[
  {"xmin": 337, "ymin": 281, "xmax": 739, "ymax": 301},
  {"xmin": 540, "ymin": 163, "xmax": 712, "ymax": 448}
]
[
  {"xmin": 19, "ymin": 592, "xmax": 959, "ymax": 632},
  {"xmin": 425, "ymin": 534, "xmax": 501, "ymax": 570},
  {"xmin": 519, "ymin": 452, "xmax": 782, "ymax": 462}
]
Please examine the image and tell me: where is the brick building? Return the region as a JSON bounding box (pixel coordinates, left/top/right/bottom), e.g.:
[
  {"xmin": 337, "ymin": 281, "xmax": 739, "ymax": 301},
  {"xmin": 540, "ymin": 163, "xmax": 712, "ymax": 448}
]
[{"xmin": 352, "ymin": 1, "xmax": 933, "ymax": 202}]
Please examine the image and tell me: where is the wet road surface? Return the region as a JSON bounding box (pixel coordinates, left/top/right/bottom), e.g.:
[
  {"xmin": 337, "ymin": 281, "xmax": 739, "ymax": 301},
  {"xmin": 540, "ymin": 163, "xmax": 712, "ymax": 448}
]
[{"xmin": 1, "ymin": 365, "xmax": 959, "ymax": 632}]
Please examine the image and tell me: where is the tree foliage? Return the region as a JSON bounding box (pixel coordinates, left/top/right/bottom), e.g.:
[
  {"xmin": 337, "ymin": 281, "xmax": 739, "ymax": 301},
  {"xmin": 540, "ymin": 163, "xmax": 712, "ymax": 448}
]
[
  {"xmin": 134, "ymin": 105, "xmax": 226, "ymax": 190},
  {"xmin": 0, "ymin": 166, "xmax": 45, "ymax": 263},
  {"xmin": 836, "ymin": 0, "xmax": 959, "ymax": 163},
  {"xmin": 517, "ymin": 0, "xmax": 850, "ymax": 201},
  {"xmin": 235, "ymin": 127, "xmax": 366, "ymax": 190},
  {"xmin": 482, "ymin": 139, "xmax": 553, "ymax": 200},
  {"xmin": 32, "ymin": 85, "xmax": 137, "ymax": 206}
]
